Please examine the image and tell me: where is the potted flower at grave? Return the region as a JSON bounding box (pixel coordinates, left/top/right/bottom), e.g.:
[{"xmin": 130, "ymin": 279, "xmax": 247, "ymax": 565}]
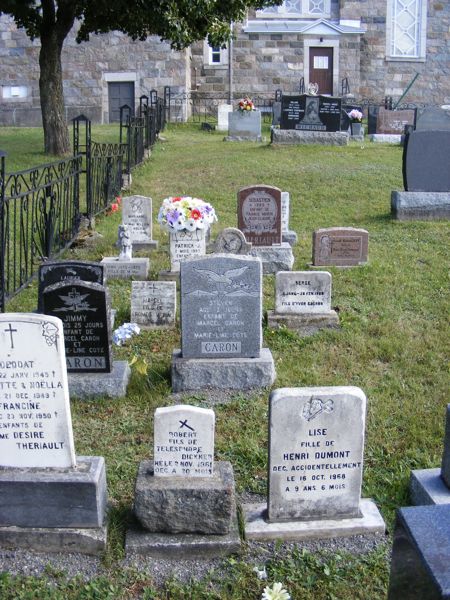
[
  {"xmin": 157, "ymin": 196, "xmax": 217, "ymax": 271},
  {"xmin": 348, "ymin": 109, "xmax": 363, "ymax": 136},
  {"xmin": 237, "ymin": 96, "xmax": 256, "ymax": 113}
]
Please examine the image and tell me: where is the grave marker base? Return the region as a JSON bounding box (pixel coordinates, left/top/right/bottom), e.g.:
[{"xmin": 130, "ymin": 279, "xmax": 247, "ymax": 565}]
[
  {"xmin": 68, "ymin": 360, "xmax": 131, "ymax": 399},
  {"xmin": 250, "ymin": 244, "xmax": 294, "ymax": 274},
  {"xmin": 132, "ymin": 241, "xmax": 159, "ymax": 251},
  {"xmin": 243, "ymin": 499, "xmax": 385, "ymax": 541},
  {"xmin": 272, "ymin": 130, "xmax": 349, "ymax": 146},
  {"xmin": 0, "ymin": 523, "xmax": 107, "ymax": 556},
  {"xmin": 158, "ymin": 270, "xmax": 180, "ymax": 282},
  {"xmin": 282, "ymin": 230, "xmax": 298, "ymax": 246},
  {"xmin": 171, "ymin": 348, "xmax": 276, "ymax": 392},
  {"xmin": 410, "ymin": 469, "xmax": 450, "ymax": 506},
  {"xmin": 391, "ymin": 191, "xmax": 450, "ymax": 221},
  {"xmin": 101, "ymin": 257, "xmax": 149, "ymax": 280},
  {"xmin": 0, "ymin": 456, "xmax": 106, "ymax": 528},
  {"xmin": 267, "ymin": 310, "xmax": 340, "ymax": 337},
  {"xmin": 369, "ymin": 134, "xmax": 401, "ymax": 144}
]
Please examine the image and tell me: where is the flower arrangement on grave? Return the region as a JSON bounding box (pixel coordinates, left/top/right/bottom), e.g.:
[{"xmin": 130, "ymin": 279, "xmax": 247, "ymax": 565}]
[
  {"xmin": 112, "ymin": 322, "xmax": 140, "ymax": 346},
  {"xmin": 261, "ymin": 582, "xmax": 291, "ymax": 600},
  {"xmin": 237, "ymin": 96, "xmax": 256, "ymax": 112},
  {"xmin": 348, "ymin": 109, "xmax": 363, "ymax": 123},
  {"xmin": 157, "ymin": 196, "xmax": 217, "ymax": 232}
]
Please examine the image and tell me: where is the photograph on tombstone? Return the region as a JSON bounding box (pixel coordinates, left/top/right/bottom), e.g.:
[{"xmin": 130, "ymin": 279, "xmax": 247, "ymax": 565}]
[{"xmin": 312, "ymin": 228, "xmax": 369, "ymax": 267}]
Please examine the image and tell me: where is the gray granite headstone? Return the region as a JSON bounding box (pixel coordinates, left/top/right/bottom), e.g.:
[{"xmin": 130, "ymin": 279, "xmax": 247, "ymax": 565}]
[
  {"xmin": 227, "ymin": 110, "xmax": 262, "ymax": 141},
  {"xmin": 42, "ymin": 281, "xmax": 112, "ymax": 373},
  {"xmin": 388, "ymin": 505, "xmax": 450, "ymax": 599},
  {"xmin": 403, "ymin": 130, "xmax": 450, "ymax": 192},
  {"xmin": 275, "ymin": 271, "xmax": 332, "ymax": 314},
  {"xmin": 441, "ymin": 405, "xmax": 450, "ymax": 488},
  {"xmin": 153, "ymin": 405, "xmax": 215, "ymax": 478},
  {"xmin": 238, "ymin": 185, "xmax": 282, "ymax": 247},
  {"xmin": 0, "ymin": 313, "xmax": 76, "ymax": 468},
  {"xmin": 214, "ymin": 227, "xmax": 252, "ymax": 255},
  {"xmin": 312, "ymin": 227, "xmax": 369, "ymax": 266},
  {"xmin": 180, "ymin": 254, "xmax": 262, "ymax": 359},
  {"xmin": 415, "ymin": 107, "xmax": 450, "ymax": 131},
  {"xmin": 131, "ymin": 281, "xmax": 176, "ymax": 328},
  {"xmin": 122, "ymin": 195, "xmax": 155, "ymax": 248},
  {"xmin": 37, "ymin": 261, "xmax": 105, "ymax": 313},
  {"xmin": 268, "ymin": 387, "xmax": 366, "ymax": 522}
]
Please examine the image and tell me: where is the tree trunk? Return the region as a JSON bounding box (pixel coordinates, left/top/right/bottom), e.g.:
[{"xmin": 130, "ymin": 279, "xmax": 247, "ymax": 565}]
[{"xmin": 39, "ymin": 30, "xmax": 70, "ymax": 156}]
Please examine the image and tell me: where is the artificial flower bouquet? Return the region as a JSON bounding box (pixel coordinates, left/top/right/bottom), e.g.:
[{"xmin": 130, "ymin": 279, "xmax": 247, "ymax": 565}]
[
  {"xmin": 238, "ymin": 96, "xmax": 256, "ymax": 112},
  {"xmin": 157, "ymin": 196, "xmax": 217, "ymax": 232},
  {"xmin": 347, "ymin": 109, "xmax": 363, "ymax": 123}
]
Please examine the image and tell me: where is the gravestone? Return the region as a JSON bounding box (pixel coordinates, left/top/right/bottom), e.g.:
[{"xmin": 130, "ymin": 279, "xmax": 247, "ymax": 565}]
[
  {"xmin": 0, "ymin": 313, "xmax": 107, "ymax": 554},
  {"xmin": 37, "ymin": 260, "xmax": 105, "ymax": 313},
  {"xmin": 122, "ymin": 195, "xmax": 158, "ymax": 251},
  {"xmin": 126, "ymin": 404, "xmax": 240, "ymax": 558},
  {"xmin": 267, "ymin": 271, "xmax": 340, "ymax": 336},
  {"xmin": 410, "ymin": 404, "xmax": 450, "ymax": 505},
  {"xmin": 41, "ymin": 281, "xmax": 130, "ymax": 398},
  {"xmin": 238, "ymin": 185, "xmax": 293, "ymax": 274},
  {"xmin": 131, "ymin": 281, "xmax": 176, "ymax": 328},
  {"xmin": 243, "ymin": 387, "xmax": 385, "ymax": 541},
  {"xmin": 392, "ymin": 130, "xmax": 450, "ymax": 220},
  {"xmin": 226, "ymin": 110, "xmax": 262, "ymax": 142},
  {"xmin": 213, "ymin": 227, "xmax": 252, "ymax": 255},
  {"xmin": 403, "ymin": 131, "xmax": 450, "ymax": 193},
  {"xmin": 280, "ymin": 95, "xmax": 342, "ymax": 132},
  {"xmin": 415, "ymin": 106, "xmax": 450, "ymax": 131},
  {"xmin": 388, "ymin": 505, "xmax": 450, "ymax": 600},
  {"xmin": 217, "ymin": 104, "xmax": 233, "ymax": 132},
  {"xmin": 312, "ymin": 227, "xmax": 369, "ymax": 267},
  {"xmin": 169, "ymin": 229, "xmax": 207, "ymax": 272},
  {"xmin": 42, "ymin": 281, "xmax": 112, "ymax": 373},
  {"xmin": 376, "ymin": 107, "xmax": 416, "ymax": 134},
  {"xmin": 171, "ymin": 254, "xmax": 276, "ymax": 391},
  {"xmin": 281, "ymin": 192, "xmax": 298, "ymax": 246}
]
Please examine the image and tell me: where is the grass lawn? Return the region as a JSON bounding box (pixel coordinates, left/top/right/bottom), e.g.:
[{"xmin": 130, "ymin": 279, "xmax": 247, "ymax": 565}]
[{"xmin": 1, "ymin": 123, "xmax": 449, "ymax": 599}]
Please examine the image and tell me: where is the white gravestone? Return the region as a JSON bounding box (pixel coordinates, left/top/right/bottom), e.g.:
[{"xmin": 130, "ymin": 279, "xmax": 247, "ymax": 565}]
[
  {"xmin": 169, "ymin": 230, "xmax": 206, "ymax": 272},
  {"xmin": 154, "ymin": 405, "xmax": 215, "ymax": 478},
  {"xmin": 217, "ymin": 104, "xmax": 233, "ymax": 132},
  {"xmin": 131, "ymin": 281, "xmax": 176, "ymax": 328},
  {"xmin": 281, "ymin": 192, "xmax": 298, "ymax": 246},
  {"xmin": 275, "ymin": 271, "xmax": 332, "ymax": 314},
  {"xmin": 122, "ymin": 195, "xmax": 157, "ymax": 250},
  {"xmin": 0, "ymin": 314, "xmax": 76, "ymax": 468},
  {"xmin": 268, "ymin": 387, "xmax": 366, "ymax": 521}
]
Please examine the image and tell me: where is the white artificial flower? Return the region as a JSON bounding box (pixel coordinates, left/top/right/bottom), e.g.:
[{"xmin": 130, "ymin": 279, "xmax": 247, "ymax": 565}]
[
  {"xmin": 253, "ymin": 566, "xmax": 268, "ymax": 580},
  {"xmin": 261, "ymin": 582, "xmax": 291, "ymax": 600}
]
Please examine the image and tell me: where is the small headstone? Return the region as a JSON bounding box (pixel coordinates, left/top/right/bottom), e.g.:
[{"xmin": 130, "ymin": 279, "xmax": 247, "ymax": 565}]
[
  {"xmin": 37, "ymin": 260, "xmax": 105, "ymax": 313},
  {"xmin": 238, "ymin": 185, "xmax": 282, "ymax": 247},
  {"xmin": 41, "ymin": 281, "xmax": 112, "ymax": 373},
  {"xmin": 280, "ymin": 95, "xmax": 342, "ymax": 132},
  {"xmin": 180, "ymin": 254, "xmax": 262, "ymax": 359},
  {"xmin": 217, "ymin": 104, "xmax": 233, "ymax": 132},
  {"xmin": 415, "ymin": 107, "xmax": 450, "ymax": 131},
  {"xmin": 376, "ymin": 107, "xmax": 415, "ymax": 134},
  {"xmin": 153, "ymin": 405, "xmax": 214, "ymax": 477},
  {"xmin": 268, "ymin": 387, "xmax": 366, "ymax": 521},
  {"xmin": 169, "ymin": 229, "xmax": 207, "ymax": 272},
  {"xmin": 131, "ymin": 281, "xmax": 176, "ymax": 328},
  {"xmin": 388, "ymin": 505, "xmax": 450, "ymax": 600},
  {"xmin": 0, "ymin": 314, "xmax": 76, "ymax": 468},
  {"xmin": 403, "ymin": 131, "xmax": 450, "ymax": 192},
  {"xmin": 275, "ymin": 271, "xmax": 332, "ymax": 314},
  {"xmin": 122, "ymin": 195, "xmax": 157, "ymax": 250},
  {"xmin": 213, "ymin": 227, "xmax": 252, "ymax": 255},
  {"xmin": 226, "ymin": 110, "xmax": 262, "ymax": 141},
  {"xmin": 312, "ymin": 227, "xmax": 369, "ymax": 267}
]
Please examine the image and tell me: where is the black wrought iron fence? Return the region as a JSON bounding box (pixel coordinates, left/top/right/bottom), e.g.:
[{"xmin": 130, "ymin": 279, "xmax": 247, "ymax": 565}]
[
  {"xmin": 0, "ymin": 154, "xmax": 82, "ymax": 311},
  {"xmin": 90, "ymin": 141, "xmax": 126, "ymax": 217}
]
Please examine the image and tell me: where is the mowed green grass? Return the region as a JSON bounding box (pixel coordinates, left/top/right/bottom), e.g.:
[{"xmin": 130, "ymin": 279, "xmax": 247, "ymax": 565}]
[{"xmin": 1, "ymin": 123, "xmax": 449, "ymax": 599}]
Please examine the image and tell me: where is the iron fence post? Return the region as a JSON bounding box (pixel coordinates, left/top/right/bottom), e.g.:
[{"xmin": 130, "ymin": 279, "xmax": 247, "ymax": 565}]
[{"xmin": 0, "ymin": 151, "xmax": 6, "ymax": 312}]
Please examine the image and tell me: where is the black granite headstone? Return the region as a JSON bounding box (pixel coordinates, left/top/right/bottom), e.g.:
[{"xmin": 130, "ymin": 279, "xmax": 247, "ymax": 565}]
[
  {"xmin": 388, "ymin": 505, "xmax": 450, "ymax": 600},
  {"xmin": 368, "ymin": 105, "xmax": 379, "ymax": 135},
  {"xmin": 403, "ymin": 130, "xmax": 450, "ymax": 192},
  {"xmin": 280, "ymin": 95, "xmax": 342, "ymax": 131},
  {"xmin": 42, "ymin": 281, "xmax": 112, "ymax": 373},
  {"xmin": 38, "ymin": 261, "xmax": 105, "ymax": 312},
  {"xmin": 415, "ymin": 107, "xmax": 450, "ymax": 131}
]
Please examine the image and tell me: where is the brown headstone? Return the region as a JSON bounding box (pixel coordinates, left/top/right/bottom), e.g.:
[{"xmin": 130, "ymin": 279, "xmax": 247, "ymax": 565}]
[
  {"xmin": 376, "ymin": 107, "xmax": 415, "ymax": 134},
  {"xmin": 238, "ymin": 185, "xmax": 282, "ymax": 247},
  {"xmin": 312, "ymin": 227, "xmax": 369, "ymax": 266}
]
